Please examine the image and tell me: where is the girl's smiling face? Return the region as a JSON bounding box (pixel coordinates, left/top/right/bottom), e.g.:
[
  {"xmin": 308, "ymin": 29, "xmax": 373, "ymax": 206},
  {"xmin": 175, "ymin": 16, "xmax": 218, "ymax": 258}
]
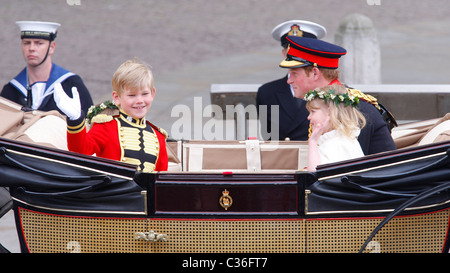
[
  {"xmin": 307, "ymin": 99, "xmax": 331, "ymax": 134},
  {"xmin": 112, "ymin": 86, "xmax": 155, "ymax": 119}
]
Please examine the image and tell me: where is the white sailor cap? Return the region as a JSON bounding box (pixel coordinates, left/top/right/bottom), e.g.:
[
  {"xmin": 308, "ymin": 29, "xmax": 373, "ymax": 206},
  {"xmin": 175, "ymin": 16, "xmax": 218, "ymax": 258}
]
[
  {"xmin": 271, "ymin": 20, "xmax": 326, "ymax": 47},
  {"xmin": 16, "ymin": 21, "xmax": 61, "ymax": 41}
]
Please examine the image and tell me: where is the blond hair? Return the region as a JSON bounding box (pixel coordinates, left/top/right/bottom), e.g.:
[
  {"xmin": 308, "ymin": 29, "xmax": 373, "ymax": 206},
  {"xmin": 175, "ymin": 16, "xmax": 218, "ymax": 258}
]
[
  {"xmin": 306, "ymin": 84, "xmax": 366, "ymax": 138},
  {"xmin": 112, "ymin": 58, "xmax": 154, "ymax": 95}
]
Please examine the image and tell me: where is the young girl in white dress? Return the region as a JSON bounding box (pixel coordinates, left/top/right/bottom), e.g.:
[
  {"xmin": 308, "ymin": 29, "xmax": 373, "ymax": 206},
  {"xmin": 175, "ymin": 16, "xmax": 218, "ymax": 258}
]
[{"xmin": 306, "ymin": 84, "xmax": 366, "ymax": 171}]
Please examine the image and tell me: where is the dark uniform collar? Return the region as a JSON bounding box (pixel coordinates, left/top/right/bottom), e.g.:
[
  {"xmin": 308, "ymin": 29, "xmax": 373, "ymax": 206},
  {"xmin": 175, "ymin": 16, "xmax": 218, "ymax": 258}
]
[{"xmin": 119, "ymin": 110, "xmax": 146, "ymax": 127}]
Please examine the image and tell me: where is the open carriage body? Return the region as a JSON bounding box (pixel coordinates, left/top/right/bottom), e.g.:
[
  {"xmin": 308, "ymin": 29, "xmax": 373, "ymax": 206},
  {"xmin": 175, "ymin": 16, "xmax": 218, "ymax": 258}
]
[
  {"xmin": 0, "ymin": 93, "xmax": 449, "ymax": 253},
  {"xmin": 1, "ymin": 136, "xmax": 449, "ymax": 253}
]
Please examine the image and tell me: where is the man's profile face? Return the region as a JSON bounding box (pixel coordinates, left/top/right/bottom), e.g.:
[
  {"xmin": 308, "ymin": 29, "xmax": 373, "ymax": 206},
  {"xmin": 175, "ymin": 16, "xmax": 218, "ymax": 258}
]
[{"xmin": 287, "ymin": 67, "xmax": 315, "ymax": 99}]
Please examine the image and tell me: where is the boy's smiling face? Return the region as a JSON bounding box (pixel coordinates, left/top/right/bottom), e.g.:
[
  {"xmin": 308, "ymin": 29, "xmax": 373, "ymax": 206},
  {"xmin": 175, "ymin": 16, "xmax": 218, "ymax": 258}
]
[{"xmin": 112, "ymin": 86, "xmax": 155, "ymax": 119}]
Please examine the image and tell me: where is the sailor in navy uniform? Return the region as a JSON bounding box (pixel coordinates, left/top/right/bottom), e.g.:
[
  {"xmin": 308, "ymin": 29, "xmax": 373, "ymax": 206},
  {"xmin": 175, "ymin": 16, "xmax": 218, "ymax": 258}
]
[
  {"xmin": 279, "ymin": 35, "xmax": 397, "ymax": 155},
  {"xmin": 257, "ymin": 20, "xmax": 326, "ymax": 141},
  {"xmin": 0, "ymin": 21, "xmax": 93, "ymax": 115}
]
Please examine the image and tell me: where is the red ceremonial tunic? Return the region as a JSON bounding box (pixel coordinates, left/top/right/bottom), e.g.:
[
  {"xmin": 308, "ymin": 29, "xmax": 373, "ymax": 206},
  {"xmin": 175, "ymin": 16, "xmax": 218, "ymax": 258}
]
[{"xmin": 67, "ymin": 111, "xmax": 168, "ymax": 172}]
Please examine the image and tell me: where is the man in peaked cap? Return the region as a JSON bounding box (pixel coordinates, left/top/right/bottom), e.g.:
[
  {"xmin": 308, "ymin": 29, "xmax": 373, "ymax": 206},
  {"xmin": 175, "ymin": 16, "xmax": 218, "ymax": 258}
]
[
  {"xmin": 1, "ymin": 21, "xmax": 93, "ymax": 118},
  {"xmin": 280, "ymin": 35, "xmax": 396, "ymax": 155},
  {"xmin": 257, "ymin": 20, "xmax": 327, "ymax": 141}
]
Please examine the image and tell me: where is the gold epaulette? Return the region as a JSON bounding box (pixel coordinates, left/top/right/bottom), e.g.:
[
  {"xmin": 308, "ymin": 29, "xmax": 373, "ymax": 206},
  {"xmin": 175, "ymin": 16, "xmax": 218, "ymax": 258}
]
[
  {"xmin": 86, "ymin": 101, "xmax": 119, "ymax": 125},
  {"xmin": 89, "ymin": 108, "xmax": 120, "ymax": 124},
  {"xmin": 148, "ymin": 121, "xmax": 168, "ymax": 139},
  {"xmin": 155, "ymin": 125, "xmax": 169, "ymax": 139},
  {"xmin": 91, "ymin": 113, "xmax": 114, "ymax": 124},
  {"xmin": 346, "ymin": 87, "xmax": 398, "ymax": 131},
  {"xmin": 347, "ymin": 88, "xmax": 380, "ymax": 110}
]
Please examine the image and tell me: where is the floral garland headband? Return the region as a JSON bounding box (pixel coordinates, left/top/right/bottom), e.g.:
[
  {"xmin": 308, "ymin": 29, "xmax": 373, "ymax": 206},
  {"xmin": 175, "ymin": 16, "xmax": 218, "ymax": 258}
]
[{"xmin": 304, "ymin": 88, "xmax": 360, "ymax": 108}]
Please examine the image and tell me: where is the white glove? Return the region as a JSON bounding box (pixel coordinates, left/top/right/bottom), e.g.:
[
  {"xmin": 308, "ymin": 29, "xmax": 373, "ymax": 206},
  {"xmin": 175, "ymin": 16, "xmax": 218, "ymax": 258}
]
[{"xmin": 53, "ymin": 83, "xmax": 81, "ymax": 120}]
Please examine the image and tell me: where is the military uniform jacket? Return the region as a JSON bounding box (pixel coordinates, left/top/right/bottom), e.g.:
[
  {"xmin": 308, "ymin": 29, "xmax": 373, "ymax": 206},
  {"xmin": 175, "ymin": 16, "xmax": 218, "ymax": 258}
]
[
  {"xmin": 257, "ymin": 76, "xmax": 396, "ymax": 155},
  {"xmin": 256, "ymin": 75, "xmax": 310, "ymax": 141},
  {"xmin": 331, "ymin": 79, "xmax": 396, "ymax": 155},
  {"xmin": 67, "ymin": 110, "xmax": 168, "ymax": 172},
  {"xmin": 0, "ymin": 63, "xmax": 93, "ymax": 115}
]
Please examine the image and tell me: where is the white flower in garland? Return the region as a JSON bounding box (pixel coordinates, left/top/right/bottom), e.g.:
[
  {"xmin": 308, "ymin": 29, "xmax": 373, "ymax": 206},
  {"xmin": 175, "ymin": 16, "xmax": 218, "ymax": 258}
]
[
  {"xmin": 304, "ymin": 88, "xmax": 360, "ymax": 107},
  {"xmin": 87, "ymin": 105, "xmax": 95, "ymax": 115},
  {"xmin": 86, "ymin": 100, "xmax": 119, "ymax": 124}
]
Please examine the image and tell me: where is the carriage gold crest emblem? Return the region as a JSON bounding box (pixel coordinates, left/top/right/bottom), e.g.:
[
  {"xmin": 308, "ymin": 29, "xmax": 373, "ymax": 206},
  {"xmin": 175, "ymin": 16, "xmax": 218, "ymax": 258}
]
[{"xmin": 219, "ymin": 189, "xmax": 233, "ymax": 210}]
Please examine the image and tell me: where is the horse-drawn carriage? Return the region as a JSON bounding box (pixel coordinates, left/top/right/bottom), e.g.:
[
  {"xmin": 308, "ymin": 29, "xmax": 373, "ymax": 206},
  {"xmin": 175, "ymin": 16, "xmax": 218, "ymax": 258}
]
[{"xmin": 0, "ymin": 97, "xmax": 449, "ymax": 253}]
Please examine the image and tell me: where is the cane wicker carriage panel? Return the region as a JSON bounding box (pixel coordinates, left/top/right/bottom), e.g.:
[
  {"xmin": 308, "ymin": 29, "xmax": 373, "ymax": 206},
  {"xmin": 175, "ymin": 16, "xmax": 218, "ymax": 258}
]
[
  {"xmin": 18, "ymin": 208, "xmax": 306, "ymax": 253},
  {"xmin": 306, "ymin": 209, "xmax": 450, "ymax": 253},
  {"xmin": 147, "ymin": 219, "xmax": 306, "ymax": 253},
  {"xmin": 19, "ymin": 208, "xmax": 149, "ymax": 253},
  {"xmin": 17, "ymin": 207, "xmax": 450, "ymax": 253}
]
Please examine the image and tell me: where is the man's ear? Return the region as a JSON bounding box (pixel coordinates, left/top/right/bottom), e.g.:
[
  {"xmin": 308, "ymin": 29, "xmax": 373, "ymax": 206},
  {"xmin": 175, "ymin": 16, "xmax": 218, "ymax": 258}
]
[
  {"xmin": 48, "ymin": 41, "xmax": 56, "ymax": 55},
  {"xmin": 311, "ymin": 66, "xmax": 321, "ymax": 80}
]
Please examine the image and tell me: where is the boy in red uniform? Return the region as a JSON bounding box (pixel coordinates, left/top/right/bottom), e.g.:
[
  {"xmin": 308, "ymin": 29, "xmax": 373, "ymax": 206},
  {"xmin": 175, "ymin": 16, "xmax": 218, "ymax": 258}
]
[{"xmin": 55, "ymin": 58, "xmax": 168, "ymax": 172}]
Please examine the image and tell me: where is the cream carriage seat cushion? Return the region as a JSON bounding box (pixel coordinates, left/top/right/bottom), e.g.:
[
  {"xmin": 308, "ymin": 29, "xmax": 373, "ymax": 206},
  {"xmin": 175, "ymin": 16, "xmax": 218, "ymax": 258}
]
[
  {"xmin": 0, "ymin": 97, "xmax": 67, "ymax": 150},
  {"xmin": 23, "ymin": 114, "xmax": 68, "ymax": 150},
  {"xmin": 418, "ymin": 118, "xmax": 450, "ymax": 145},
  {"xmin": 393, "ymin": 113, "xmax": 450, "ymax": 149},
  {"xmin": 182, "ymin": 139, "xmax": 308, "ymax": 172},
  {"xmin": 167, "ymin": 140, "xmax": 182, "ymax": 172}
]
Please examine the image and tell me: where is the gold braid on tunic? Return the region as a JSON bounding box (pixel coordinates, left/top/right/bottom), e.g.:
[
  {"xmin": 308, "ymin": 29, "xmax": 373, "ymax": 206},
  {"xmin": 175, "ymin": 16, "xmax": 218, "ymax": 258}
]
[{"xmin": 116, "ymin": 111, "xmax": 160, "ymax": 173}]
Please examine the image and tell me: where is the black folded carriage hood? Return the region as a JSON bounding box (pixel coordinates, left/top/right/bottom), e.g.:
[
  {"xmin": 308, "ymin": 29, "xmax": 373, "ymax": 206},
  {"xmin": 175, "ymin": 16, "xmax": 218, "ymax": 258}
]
[{"xmin": 0, "ymin": 137, "xmax": 146, "ymax": 215}]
